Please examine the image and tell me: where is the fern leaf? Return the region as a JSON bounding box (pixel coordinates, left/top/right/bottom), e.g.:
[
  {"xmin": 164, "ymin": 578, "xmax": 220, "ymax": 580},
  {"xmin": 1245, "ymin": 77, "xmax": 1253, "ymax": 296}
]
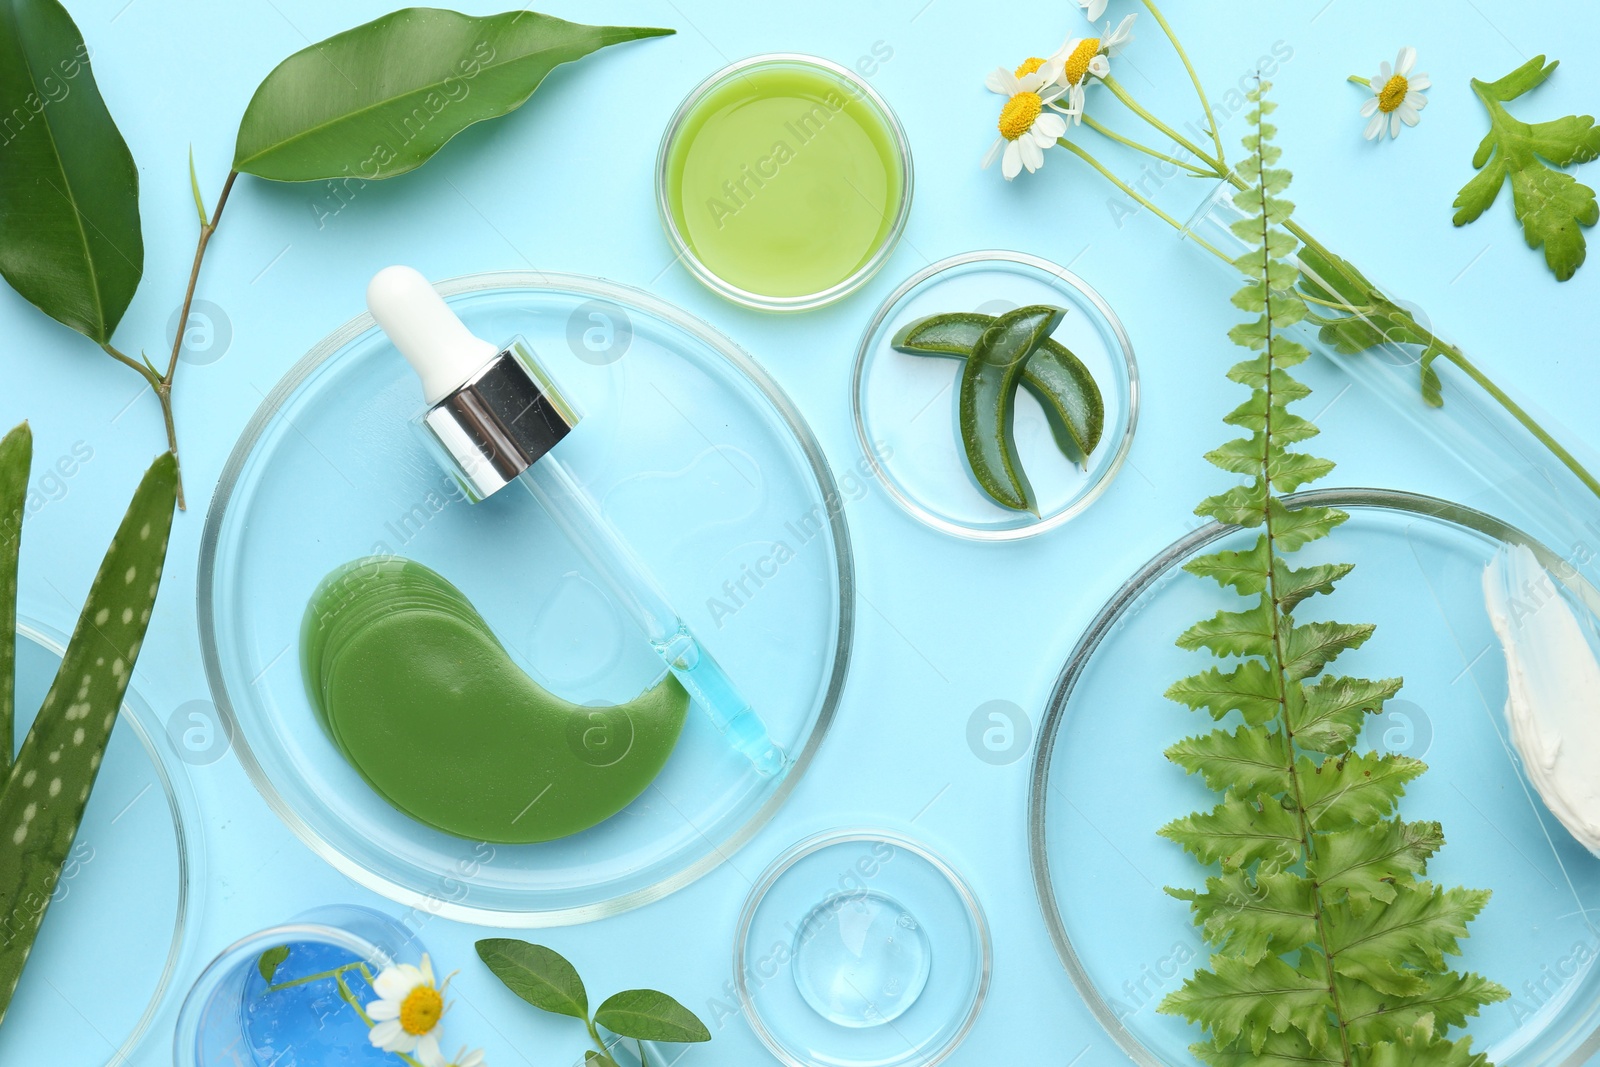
[
  {"xmin": 1174, "ymin": 869, "xmax": 1317, "ymax": 963},
  {"xmin": 1166, "ymin": 662, "xmax": 1283, "ymax": 725},
  {"xmin": 1196, "ymin": 481, "xmax": 1268, "ymax": 525},
  {"xmin": 1185, "ymin": 536, "xmax": 1271, "ymax": 596},
  {"xmin": 1160, "ymin": 955, "xmax": 1331, "ymax": 1053},
  {"xmin": 1324, "ymin": 883, "xmax": 1491, "ymax": 996},
  {"xmin": 1282, "ymin": 619, "xmax": 1374, "ymax": 681},
  {"xmin": 1298, "ymin": 752, "xmax": 1425, "ymax": 832},
  {"xmin": 1166, "ymin": 725, "xmax": 1291, "ymax": 797},
  {"xmin": 1266, "ymin": 497, "xmax": 1346, "ymax": 552},
  {"xmin": 1178, "ymin": 602, "xmax": 1276, "ymax": 659},
  {"xmin": 1293, "ymin": 675, "xmax": 1403, "ymax": 755},
  {"xmin": 1159, "ymin": 795, "xmax": 1302, "ymax": 872},
  {"xmin": 1341, "ymin": 972, "xmax": 1510, "ymax": 1046},
  {"xmin": 1275, "ymin": 560, "xmax": 1354, "ymax": 613},
  {"xmin": 1307, "ymin": 820, "xmax": 1444, "ymax": 911},
  {"xmin": 1360, "ymin": 1015, "xmax": 1492, "ymax": 1067}
]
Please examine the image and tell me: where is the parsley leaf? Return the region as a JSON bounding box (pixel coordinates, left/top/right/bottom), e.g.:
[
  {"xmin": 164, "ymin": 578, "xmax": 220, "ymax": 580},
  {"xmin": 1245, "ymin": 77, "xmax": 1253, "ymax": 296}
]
[{"xmin": 1453, "ymin": 55, "xmax": 1600, "ymax": 281}]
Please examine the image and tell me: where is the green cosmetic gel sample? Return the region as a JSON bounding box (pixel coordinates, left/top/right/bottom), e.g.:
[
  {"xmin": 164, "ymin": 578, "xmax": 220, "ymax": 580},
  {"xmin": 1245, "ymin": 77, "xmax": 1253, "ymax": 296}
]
[
  {"xmin": 301, "ymin": 558, "xmax": 688, "ymax": 844},
  {"xmin": 663, "ymin": 63, "xmax": 904, "ymax": 298}
]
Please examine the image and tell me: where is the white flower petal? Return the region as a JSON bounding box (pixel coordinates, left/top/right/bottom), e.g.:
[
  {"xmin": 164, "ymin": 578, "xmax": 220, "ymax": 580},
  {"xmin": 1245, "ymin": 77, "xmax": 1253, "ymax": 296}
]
[
  {"xmin": 1390, "ymin": 112, "xmax": 1402, "ymax": 138},
  {"xmin": 1378, "ymin": 60, "xmax": 1392, "ymax": 81},
  {"xmin": 418, "ymin": 1033, "xmax": 443, "ymax": 1064},
  {"xmin": 1035, "ymin": 111, "xmax": 1068, "ymax": 140},
  {"xmin": 985, "ymin": 67, "xmax": 1019, "ymax": 96},
  {"xmin": 1088, "ymin": 54, "xmax": 1111, "ymax": 79},
  {"xmin": 372, "ymin": 969, "xmax": 417, "ymax": 1002},
  {"xmin": 1079, "ymin": 0, "xmax": 1109, "ymax": 20},
  {"xmin": 981, "ymin": 137, "xmax": 1004, "ymax": 170},
  {"xmin": 1406, "ymin": 90, "xmax": 1428, "ymax": 110},
  {"xmin": 420, "ymin": 956, "xmax": 435, "ymax": 986},
  {"xmin": 1409, "ymin": 74, "xmax": 1432, "ymax": 91},
  {"xmin": 1396, "ymin": 46, "xmax": 1416, "ymax": 77},
  {"xmin": 1365, "ymin": 113, "xmax": 1385, "ymax": 140},
  {"xmin": 1360, "ymin": 97, "xmax": 1379, "ymax": 117},
  {"xmin": 1104, "ymin": 13, "xmax": 1137, "ymax": 53},
  {"xmin": 368, "ymin": 999, "xmax": 401, "ymax": 1021},
  {"xmin": 1399, "ymin": 104, "xmax": 1421, "ymax": 126},
  {"xmin": 1002, "ymin": 140, "xmax": 1023, "ymax": 180},
  {"xmin": 370, "ymin": 1019, "xmax": 403, "ymax": 1050}
]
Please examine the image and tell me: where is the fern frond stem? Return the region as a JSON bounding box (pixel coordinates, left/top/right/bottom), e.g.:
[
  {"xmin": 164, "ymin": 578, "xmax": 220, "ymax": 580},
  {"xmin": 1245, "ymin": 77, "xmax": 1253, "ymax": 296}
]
[
  {"xmin": 1138, "ymin": 0, "xmax": 1227, "ymax": 166},
  {"xmin": 1245, "ymin": 97, "xmax": 1355, "ymax": 1067}
]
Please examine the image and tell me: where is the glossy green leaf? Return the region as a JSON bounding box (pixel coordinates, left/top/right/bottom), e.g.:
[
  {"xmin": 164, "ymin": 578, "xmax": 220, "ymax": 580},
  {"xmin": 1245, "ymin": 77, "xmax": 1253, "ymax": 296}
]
[
  {"xmin": 0, "ymin": 423, "xmax": 30, "ymax": 773},
  {"xmin": 0, "ymin": 0, "xmax": 143, "ymax": 342},
  {"xmin": 594, "ymin": 988, "xmax": 711, "ymax": 1043},
  {"xmin": 0, "ymin": 452, "xmax": 178, "ymax": 1024},
  {"xmin": 234, "ymin": 8, "xmax": 673, "ymax": 182},
  {"xmin": 475, "ymin": 938, "xmax": 587, "ymax": 1019},
  {"xmin": 258, "ymin": 945, "xmax": 291, "ymax": 983}
]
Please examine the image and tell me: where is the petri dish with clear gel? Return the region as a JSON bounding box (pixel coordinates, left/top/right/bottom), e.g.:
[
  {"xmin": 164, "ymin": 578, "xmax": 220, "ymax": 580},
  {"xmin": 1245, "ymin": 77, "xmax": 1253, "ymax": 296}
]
[
  {"xmin": 0, "ymin": 617, "xmax": 202, "ymax": 1067},
  {"xmin": 853, "ymin": 251, "xmax": 1139, "ymax": 540},
  {"xmin": 656, "ymin": 53, "xmax": 913, "ymax": 311},
  {"xmin": 735, "ymin": 829, "xmax": 990, "ymax": 1067},
  {"xmin": 199, "ymin": 271, "xmax": 852, "ymax": 925}
]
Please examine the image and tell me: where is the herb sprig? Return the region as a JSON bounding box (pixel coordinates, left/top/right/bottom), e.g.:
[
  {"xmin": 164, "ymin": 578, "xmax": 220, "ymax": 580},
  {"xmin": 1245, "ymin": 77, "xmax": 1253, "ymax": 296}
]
[{"xmin": 1155, "ymin": 83, "xmax": 1508, "ymax": 1067}]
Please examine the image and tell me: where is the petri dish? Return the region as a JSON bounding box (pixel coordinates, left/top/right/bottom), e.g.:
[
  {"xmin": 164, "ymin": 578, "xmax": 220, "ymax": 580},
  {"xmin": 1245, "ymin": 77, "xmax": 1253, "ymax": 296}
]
[
  {"xmin": 0, "ymin": 617, "xmax": 201, "ymax": 1065},
  {"xmin": 852, "ymin": 251, "xmax": 1138, "ymax": 540},
  {"xmin": 735, "ymin": 829, "xmax": 990, "ymax": 1067},
  {"xmin": 198, "ymin": 271, "xmax": 852, "ymax": 926},
  {"xmin": 1029, "ymin": 488, "xmax": 1600, "ymax": 1065},
  {"xmin": 656, "ymin": 54, "xmax": 913, "ymax": 311}
]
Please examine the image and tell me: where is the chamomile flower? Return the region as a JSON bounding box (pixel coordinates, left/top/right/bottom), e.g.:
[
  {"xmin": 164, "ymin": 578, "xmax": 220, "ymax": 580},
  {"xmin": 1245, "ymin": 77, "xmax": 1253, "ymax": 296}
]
[
  {"xmin": 983, "ymin": 61, "xmax": 1070, "ymax": 179},
  {"xmin": 1358, "ymin": 46, "xmax": 1430, "ymax": 140},
  {"xmin": 367, "ymin": 955, "xmax": 450, "ymax": 1061},
  {"xmin": 1076, "ymin": 0, "xmax": 1109, "ymax": 20},
  {"xmin": 1050, "ymin": 15, "xmax": 1137, "ymax": 121},
  {"xmin": 421, "ymin": 1045, "xmax": 487, "ymax": 1067}
]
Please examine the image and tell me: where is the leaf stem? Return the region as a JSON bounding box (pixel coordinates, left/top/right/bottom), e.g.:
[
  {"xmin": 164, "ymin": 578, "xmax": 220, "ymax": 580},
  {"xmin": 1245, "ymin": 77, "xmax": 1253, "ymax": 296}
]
[
  {"xmin": 1056, "ymin": 138, "xmax": 1232, "ymax": 263},
  {"xmin": 1100, "ymin": 75, "xmax": 1226, "ymax": 173},
  {"xmin": 1081, "ymin": 114, "xmax": 1213, "ymax": 176},
  {"xmin": 1138, "ymin": 0, "xmax": 1226, "ymax": 165},
  {"xmin": 1347, "ymin": 75, "xmax": 1371, "ymax": 87}
]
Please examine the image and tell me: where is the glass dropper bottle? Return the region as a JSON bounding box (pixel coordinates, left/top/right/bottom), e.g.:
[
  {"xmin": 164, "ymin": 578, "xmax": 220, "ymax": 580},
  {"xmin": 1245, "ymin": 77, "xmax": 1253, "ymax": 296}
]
[{"xmin": 365, "ymin": 265, "xmax": 788, "ymax": 777}]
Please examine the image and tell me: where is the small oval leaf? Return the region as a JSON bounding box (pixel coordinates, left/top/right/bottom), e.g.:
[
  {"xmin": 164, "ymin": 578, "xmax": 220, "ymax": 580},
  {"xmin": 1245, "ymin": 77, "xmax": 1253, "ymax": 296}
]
[
  {"xmin": 595, "ymin": 989, "xmax": 711, "ymax": 1043},
  {"xmin": 0, "ymin": 0, "xmax": 144, "ymax": 342},
  {"xmin": 233, "ymin": 8, "xmax": 674, "ymax": 182},
  {"xmin": 475, "ymin": 939, "xmax": 588, "ymax": 1019},
  {"xmin": 258, "ymin": 945, "xmax": 291, "ymax": 984}
]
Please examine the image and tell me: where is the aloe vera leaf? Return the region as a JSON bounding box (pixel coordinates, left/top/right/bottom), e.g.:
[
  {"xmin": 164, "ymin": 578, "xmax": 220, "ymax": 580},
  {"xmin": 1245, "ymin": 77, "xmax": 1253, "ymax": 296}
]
[
  {"xmin": 892, "ymin": 312, "xmax": 1103, "ymax": 462},
  {"xmin": 0, "ymin": 452, "xmax": 177, "ymax": 1022},
  {"xmin": 957, "ymin": 306, "xmax": 1065, "ymax": 512},
  {"xmin": 0, "ymin": 423, "xmax": 29, "ymax": 774}
]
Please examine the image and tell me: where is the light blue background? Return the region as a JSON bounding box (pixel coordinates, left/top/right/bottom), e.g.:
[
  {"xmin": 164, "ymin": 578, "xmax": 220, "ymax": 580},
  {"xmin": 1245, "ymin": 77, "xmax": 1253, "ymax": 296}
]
[{"xmin": 4, "ymin": 0, "xmax": 1599, "ymax": 1064}]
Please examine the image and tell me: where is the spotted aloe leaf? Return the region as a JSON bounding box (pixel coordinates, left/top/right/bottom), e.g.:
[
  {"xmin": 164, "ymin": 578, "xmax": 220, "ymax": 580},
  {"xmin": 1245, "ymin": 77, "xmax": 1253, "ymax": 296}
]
[
  {"xmin": 0, "ymin": 451, "xmax": 177, "ymax": 1023},
  {"xmin": 0, "ymin": 423, "xmax": 30, "ymax": 774}
]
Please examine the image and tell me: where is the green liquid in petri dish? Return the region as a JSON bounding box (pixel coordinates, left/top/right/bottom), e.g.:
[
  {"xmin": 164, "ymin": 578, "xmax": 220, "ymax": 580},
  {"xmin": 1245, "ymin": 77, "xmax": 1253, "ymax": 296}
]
[{"xmin": 664, "ymin": 62, "xmax": 905, "ymax": 300}]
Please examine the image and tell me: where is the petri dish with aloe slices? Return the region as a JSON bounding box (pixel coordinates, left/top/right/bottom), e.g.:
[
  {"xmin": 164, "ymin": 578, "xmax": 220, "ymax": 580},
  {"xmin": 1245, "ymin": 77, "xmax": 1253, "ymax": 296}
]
[
  {"xmin": 852, "ymin": 250, "xmax": 1139, "ymax": 541},
  {"xmin": 656, "ymin": 54, "xmax": 913, "ymax": 311}
]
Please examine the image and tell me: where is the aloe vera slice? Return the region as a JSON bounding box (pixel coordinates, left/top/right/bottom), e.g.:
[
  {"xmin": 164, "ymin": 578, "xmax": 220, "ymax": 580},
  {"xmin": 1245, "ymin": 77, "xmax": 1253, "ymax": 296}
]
[
  {"xmin": 958, "ymin": 305, "xmax": 1065, "ymax": 512},
  {"xmin": 0, "ymin": 452, "xmax": 177, "ymax": 1022},
  {"xmin": 891, "ymin": 312, "xmax": 1104, "ymax": 462},
  {"xmin": 0, "ymin": 423, "xmax": 30, "ymax": 772}
]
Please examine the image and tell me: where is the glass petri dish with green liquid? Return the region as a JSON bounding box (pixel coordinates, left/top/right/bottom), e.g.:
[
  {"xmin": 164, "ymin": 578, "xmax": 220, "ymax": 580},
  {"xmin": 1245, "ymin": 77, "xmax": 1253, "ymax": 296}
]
[{"xmin": 656, "ymin": 54, "xmax": 913, "ymax": 311}]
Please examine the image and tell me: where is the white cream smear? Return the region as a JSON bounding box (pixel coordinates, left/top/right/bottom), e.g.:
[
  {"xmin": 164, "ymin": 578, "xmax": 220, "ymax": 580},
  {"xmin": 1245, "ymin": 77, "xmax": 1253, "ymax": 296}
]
[{"xmin": 1484, "ymin": 543, "xmax": 1600, "ymax": 857}]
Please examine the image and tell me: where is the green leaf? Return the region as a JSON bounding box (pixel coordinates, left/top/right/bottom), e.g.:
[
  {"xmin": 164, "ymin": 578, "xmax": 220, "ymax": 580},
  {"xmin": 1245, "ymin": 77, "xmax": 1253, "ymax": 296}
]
[
  {"xmin": 1178, "ymin": 601, "xmax": 1276, "ymax": 660},
  {"xmin": 475, "ymin": 939, "xmax": 588, "ymax": 1019},
  {"xmin": 1281, "ymin": 619, "xmax": 1374, "ymax": 681},
  {"xmin": 1184, "ymin": 536, "xmax": 1270, "ymax": 596},
  {"xmin": 1195, "ymin": 481, "xmax": 1267, "ymax": 526},
  {"xmin": 595, "ymin": 989, "xmax": 711, "ymax": 1043},
  {"xmin": 1292, "ymin": 675, "xmax": 1402, "ymax": 755},
  {"xmin": 1159, "ymin": 954, "xmax": 1330, "ymax": 1053},
  {"xmin": 258, "ymin": 945, "xmax": 291, "ymax": 983},
  {"xmin": 234, "ymin": 9, "xmax": 674, "ymax": 182},
  {"xmin": 0, "ymin": 0, "xmax": 143, "ymax": 342},
  {"xmin": 1159, "ymin": 795, "xmax": 1302, "ymax": 873},
  {"xmin": 1323, "ymin": 882, "xmax": 1490, "ymax": 996},
  {"xmin": 1297, "ymin": 751, "xmax": 1425, "ymax": 832},
  {"xmin": 188, "ymin": 146, "xmax": 208, "ymax": 226},
  {"xmin": 0, "ymin": 423, "xmax": 31, "ymax": 773},
  {"xmin": 1266, "ymin": 498, "xmax": 1346, "ymax": 552},
  {"xmin": 1273, "ymin": 560, "xmax": 1353, "ymax": 613},
  {"xmin": 1165, "ymin": 661, "xmax": 1283, "ymax": 726},
  {"xmin": 1307, "ymin": 819, "xmax": 1444, "ymax": 911},
  {"xmin": 1166, "ymin": 725, "xmax": 1290, "ymax": 799},
  {"xmin": 1453, "ymin": 56, "xmax": 1600, "ymax": 281},
  {"xmin": 1342, "ymin": 970, "xmax": 1509, "ymax": 1046},
  {"xmin": 585, "ymin": 1053, "xmax": 622, "ymax": 1067},
  {"xmin": 1363, "ymin": 1015, "xmax": 1493, "ymax": 1067},
  {"xmin": 0, "ymin": 452, "xmax": 178, "ymax": 1024},
  {"xmin": 1192, "ymin": 1029, "xmax": 1342, "ymax": 1067},
  {"xmin": 1175, "ymin": 870, "xmax": 1317, "ymax": 963}
]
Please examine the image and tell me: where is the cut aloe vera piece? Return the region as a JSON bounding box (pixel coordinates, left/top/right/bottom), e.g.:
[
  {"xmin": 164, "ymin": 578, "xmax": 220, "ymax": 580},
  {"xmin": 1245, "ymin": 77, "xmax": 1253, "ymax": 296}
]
[
  {"xmin": 0, "ymin": 452, "xmax": 177, "ymax": 1023},
  {"xmin": 958, "ymin": 305, "xmax": 1065, "ymax": 512},
  {"xmin": 891, "ymin": 312, "xmax": 1104, "ymax": 462},
  {"xmin": 0, "ymin": 423, "xmax": 30, "ymax": 772}
]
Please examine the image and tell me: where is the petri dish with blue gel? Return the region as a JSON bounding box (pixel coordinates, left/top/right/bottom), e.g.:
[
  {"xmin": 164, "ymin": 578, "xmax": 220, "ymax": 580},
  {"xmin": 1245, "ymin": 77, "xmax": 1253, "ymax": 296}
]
[{"xmin": 735, "ymin": 829, "xmax": 990, "ymax": 1067}]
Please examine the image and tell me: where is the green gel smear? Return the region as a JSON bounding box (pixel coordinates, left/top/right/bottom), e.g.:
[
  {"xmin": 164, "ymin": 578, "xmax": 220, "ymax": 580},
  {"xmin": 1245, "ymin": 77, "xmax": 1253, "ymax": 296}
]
[
  {"xmin": 663, "ymin": 62, "xmax": 904, "ymax": 298},
  {"xmin": 301, "ymin": 558, "xmax": 688, "ymax": 844}
]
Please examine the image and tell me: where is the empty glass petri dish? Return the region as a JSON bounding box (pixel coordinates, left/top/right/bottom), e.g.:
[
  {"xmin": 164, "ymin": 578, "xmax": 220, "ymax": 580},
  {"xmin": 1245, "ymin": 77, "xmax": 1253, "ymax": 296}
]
[
  {"xmin": 0, "ymin": 617, "xmax": 201, "ymax": 1065},
  {"xmin": 852, "ymin": 251, "xmax": 1139, "ymax": 540},
  {"xmin": 735, "ymin": 829, "xmax": 990, "ymax": 1067},
  {"xmin": 198, "ymin": 272, "xmax": 851, "ymax": 925},
  {"xmin": 1030, "ymin": 488, "xmax": 1600, "ymax": 1065},
  {"xmin": 656, "ymin": 54, "xmax": 913, "ymax": 311}
]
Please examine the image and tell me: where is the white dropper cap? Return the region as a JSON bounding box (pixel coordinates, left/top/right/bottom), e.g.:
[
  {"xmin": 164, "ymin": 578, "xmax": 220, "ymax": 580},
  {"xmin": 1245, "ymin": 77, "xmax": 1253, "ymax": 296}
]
[{"xmin": 366, "ymin": 265, "xmax": 500, "ymax": 404}]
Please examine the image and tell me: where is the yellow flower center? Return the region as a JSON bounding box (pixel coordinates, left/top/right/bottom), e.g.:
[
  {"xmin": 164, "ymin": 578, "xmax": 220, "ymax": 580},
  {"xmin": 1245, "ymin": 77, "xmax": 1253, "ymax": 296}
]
[
  {"xmin": 399, "ymin": 985, "xmax": 443, "ymax": 1036},
  {"xmin": 1014, "ymin": 56, "xmax": 1047, "ymax": 78},
  {"xmin": 998, "ymin": 92, "xmax": 1043, "ymax": 140},
  {"xmin": 1377, "ymin": 73, "xmax": 1409, "ymax": 113},
  {"xmin": 1064, "ymin": 38, "xmax": 1101, "ymax": 86}
]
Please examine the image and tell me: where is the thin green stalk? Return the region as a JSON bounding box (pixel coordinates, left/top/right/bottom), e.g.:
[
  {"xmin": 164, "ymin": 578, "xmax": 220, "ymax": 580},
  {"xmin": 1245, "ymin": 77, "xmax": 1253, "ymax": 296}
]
[
  {"xmin": 266, "ymin": 960, "xmax": 366, "ymax": 993},
  {"xmin": 1101, "ymin": 75, "xmax": 1225, "ymax": 172},
  {"xmin": 1139, "ymin": 0, "xmax": 1226, "ymax": 165},
  {"xmin": 1348, "ymin": 75, "xmax": 1371, "ymax": 87},
  {"xmin": 1081, "ymin": 114, "xmax": 1213, "ymax": 176},
  {"xmin": 1057, "ymin": 138, "xmax": 1232, "ymax": 263}
]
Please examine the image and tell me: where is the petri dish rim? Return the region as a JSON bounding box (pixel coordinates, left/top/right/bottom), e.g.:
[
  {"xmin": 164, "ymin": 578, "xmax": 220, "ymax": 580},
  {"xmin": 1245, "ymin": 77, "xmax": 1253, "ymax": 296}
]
[
  {"xmin": 196, "ymin": 269, "xmax": 855, "ymax": 926},
  {"xmin": 654, "ymin": 52, "xmax": 915, "ymax": 312},
  {"xmin": 733, "ymin": 827, "xmax": 993, "ymax": 1067},
  {"xmin": 850, "ymin": 249, "xmax": 1141, "ymax": 541},
  {"xmin": 1026, "ymin": 486, "xmax": 1600, "ymax": 1067},
  {"xmin": 11, "ymin": 614, "xmax": 203, "ymax": 1067}
]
